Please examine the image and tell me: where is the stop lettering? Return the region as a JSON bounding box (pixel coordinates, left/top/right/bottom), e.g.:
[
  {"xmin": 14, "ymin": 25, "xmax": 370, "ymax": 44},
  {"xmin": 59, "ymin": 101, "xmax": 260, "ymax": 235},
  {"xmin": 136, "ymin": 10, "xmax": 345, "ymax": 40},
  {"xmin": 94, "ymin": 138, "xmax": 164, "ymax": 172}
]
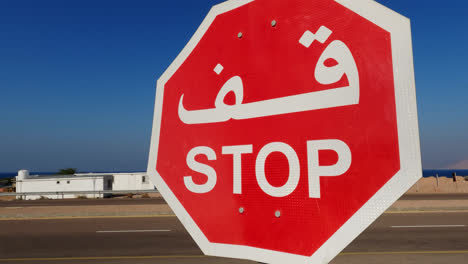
[{"xmin": 184, "ymin": 140, "xmax": 351, "ymax": 198}]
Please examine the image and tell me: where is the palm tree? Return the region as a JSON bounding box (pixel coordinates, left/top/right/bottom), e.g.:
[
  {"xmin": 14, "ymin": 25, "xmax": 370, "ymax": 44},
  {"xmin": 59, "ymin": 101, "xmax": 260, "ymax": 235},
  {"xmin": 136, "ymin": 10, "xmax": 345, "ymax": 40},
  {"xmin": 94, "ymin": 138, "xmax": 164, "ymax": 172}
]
[{"xmin": 56, "ymin": 168, "xmax": 77, "ymax": 175}]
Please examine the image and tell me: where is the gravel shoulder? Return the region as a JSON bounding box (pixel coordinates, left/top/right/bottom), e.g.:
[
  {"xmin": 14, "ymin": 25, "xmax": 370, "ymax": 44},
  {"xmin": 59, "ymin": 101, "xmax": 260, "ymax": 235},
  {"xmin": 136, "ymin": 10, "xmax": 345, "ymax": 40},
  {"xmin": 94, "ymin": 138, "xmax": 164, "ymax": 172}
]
[{"xmin": 1, "ymin": 197, "xmax": 468, "ymax": 220}]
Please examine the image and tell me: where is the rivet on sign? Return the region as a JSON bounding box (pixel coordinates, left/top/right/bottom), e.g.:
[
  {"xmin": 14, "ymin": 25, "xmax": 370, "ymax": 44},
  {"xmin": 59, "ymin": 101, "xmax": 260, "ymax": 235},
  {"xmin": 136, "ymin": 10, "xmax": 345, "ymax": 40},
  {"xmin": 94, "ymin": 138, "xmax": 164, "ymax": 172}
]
[
  {"xmin": 275, "ymin": 210, "xmax": 281, "ymax": 218},
  {"xmin": 238, "ymin": 32, "xmax": 243, "ymax": 39},
  {"xmin": 271, "ymin": 20, "xmax": 277, "ymax": 27},
  {"xmin": 239, "ymin": 207, "xmax": 245, "ymax": 214}
]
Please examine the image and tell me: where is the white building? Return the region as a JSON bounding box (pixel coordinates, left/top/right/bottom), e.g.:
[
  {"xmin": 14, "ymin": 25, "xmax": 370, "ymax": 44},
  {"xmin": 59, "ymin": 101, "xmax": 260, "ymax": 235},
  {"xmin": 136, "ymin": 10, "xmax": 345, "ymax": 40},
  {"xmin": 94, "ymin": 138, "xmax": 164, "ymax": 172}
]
[{"xmin": 15, "ymin": 170, "xmax": 155, "ymax": 200}]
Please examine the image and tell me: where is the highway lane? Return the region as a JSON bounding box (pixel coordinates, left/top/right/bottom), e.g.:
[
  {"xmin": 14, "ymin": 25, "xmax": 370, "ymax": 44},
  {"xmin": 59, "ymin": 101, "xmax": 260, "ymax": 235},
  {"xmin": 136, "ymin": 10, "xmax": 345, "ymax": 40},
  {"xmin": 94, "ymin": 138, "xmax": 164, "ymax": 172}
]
[{"xmin": 1, "ymin": 212, "xmax": 468, "ymax": 264}]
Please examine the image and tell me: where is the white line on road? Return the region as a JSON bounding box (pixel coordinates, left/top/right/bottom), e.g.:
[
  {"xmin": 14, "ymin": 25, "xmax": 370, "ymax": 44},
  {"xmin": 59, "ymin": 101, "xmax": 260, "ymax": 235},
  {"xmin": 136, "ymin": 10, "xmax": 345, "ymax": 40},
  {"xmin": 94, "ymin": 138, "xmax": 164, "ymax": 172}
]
[
  {"xmin": 391, "ymin": 225, "xmax": 466, "ymax": 228},
  {"xmin": 96, "ymin": 230, "xmax": 171, "ymax": 233}
]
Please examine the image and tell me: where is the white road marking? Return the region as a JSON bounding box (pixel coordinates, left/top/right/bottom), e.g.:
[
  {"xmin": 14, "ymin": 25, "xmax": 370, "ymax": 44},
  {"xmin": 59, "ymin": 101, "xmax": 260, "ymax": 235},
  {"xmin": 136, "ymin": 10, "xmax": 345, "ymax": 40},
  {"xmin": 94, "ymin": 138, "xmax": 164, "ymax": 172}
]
[
  {"xmin": 391, "ymin": 225, "xmax": 466, "ymax": 228},
  {"xmin": 96, "ymin": 230, "xmax": 171, "ymax": 233}
]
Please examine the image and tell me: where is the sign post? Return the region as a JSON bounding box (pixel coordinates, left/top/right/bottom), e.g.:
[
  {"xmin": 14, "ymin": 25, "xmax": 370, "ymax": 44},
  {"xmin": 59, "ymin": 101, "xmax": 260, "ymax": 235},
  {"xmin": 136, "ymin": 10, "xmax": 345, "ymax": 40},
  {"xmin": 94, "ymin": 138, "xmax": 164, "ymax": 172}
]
[{"xmin": 147, "ymin": 0, "xmax": 421, "ymax": 263}]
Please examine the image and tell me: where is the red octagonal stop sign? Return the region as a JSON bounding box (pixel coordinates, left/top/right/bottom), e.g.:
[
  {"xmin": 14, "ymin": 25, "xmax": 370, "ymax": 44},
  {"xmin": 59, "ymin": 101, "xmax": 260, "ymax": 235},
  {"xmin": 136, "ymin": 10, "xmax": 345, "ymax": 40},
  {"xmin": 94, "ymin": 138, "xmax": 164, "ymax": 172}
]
[{"xmin": 147, "ymin": 0, "xmax": 421, "ymax": 263}]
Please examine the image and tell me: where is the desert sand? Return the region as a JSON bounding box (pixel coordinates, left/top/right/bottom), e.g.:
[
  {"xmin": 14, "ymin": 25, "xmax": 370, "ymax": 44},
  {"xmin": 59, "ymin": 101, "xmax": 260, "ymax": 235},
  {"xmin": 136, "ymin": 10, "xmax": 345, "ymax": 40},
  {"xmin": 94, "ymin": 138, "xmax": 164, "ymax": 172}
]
[{"xmin": 406, "ymin": 176, "xmax": 468, "ymax": 194}]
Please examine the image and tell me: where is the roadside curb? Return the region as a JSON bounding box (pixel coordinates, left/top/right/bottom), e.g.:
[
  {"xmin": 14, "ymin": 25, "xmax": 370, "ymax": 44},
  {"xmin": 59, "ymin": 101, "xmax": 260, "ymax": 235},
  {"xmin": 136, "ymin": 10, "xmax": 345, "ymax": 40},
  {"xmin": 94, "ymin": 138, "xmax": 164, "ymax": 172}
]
[{"xmin": 386, "ymin": 207, "xmax": 468, "ymax": 213}]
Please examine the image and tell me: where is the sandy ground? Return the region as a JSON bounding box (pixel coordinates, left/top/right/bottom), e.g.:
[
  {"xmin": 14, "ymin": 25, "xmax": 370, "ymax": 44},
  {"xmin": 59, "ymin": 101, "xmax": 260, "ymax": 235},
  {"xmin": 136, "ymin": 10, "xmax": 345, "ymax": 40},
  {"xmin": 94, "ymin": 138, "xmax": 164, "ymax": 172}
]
[
  {"xmin": 407, "ymin": 176, "xmax": 468, "ymax": 194},
  {"xmin": 0, "ymin": 192, "xmax": 162, "ymax": 201},
  {"xmin": 0, "ymin": 203, "xmax": 173, "ymax": 219}
]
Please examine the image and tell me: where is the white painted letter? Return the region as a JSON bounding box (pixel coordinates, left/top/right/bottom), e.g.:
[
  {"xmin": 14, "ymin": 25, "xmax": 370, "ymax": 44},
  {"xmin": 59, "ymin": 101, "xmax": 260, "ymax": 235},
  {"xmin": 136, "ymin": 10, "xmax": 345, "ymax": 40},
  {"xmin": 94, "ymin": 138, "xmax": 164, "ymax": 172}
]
[
  {"xmin": 255, "ymin": 142, "xmax": 300, "ymax": 197},
  {"xmin": 222, "ymin": 145, "xmax": 253, "ymax": 194},
  {"xmin": 307, "ymin": 140, "xmax": 351, "ymax": 198},
  {"xmin": 184, "ymin": 146, "xmax": 217, "ymax": 194}
]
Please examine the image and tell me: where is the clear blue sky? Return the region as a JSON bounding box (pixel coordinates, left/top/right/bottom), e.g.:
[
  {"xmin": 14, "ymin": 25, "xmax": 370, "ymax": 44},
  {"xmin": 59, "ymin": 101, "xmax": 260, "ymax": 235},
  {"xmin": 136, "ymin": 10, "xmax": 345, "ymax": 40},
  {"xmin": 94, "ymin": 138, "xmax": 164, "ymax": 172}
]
[{"xmin": 1, "ymin": 0, "xmax": 467, "ymax": 172}]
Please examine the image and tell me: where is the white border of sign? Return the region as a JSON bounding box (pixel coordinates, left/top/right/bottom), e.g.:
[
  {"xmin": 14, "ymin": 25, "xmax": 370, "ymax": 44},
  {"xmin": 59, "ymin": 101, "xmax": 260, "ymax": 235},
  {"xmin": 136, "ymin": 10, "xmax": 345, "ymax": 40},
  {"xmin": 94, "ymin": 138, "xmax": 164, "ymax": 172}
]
[{"xmin": 147, "ymin": 0, "xmax": 422, "ymax": 263}]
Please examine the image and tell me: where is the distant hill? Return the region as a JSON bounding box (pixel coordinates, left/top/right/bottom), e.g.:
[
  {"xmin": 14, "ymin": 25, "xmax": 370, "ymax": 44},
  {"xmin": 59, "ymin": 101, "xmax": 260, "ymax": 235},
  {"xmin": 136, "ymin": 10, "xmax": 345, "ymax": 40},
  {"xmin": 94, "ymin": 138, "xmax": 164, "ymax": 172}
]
[
  {"xmin": 0, "ymin": 173, "xmax": 16, "ymax": 179},
  {"xmin": 446, "ymin": 159, "xmax": 468, "ymax": 170}
]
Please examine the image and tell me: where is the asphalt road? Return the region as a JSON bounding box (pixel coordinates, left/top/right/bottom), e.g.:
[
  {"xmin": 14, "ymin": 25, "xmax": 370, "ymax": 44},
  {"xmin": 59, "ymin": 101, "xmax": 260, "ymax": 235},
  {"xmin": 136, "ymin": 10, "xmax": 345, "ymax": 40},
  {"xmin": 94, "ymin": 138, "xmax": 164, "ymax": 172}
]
[{"xmin": 1, "ymin": 212, "xmax": 468, "ymax": 264}]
